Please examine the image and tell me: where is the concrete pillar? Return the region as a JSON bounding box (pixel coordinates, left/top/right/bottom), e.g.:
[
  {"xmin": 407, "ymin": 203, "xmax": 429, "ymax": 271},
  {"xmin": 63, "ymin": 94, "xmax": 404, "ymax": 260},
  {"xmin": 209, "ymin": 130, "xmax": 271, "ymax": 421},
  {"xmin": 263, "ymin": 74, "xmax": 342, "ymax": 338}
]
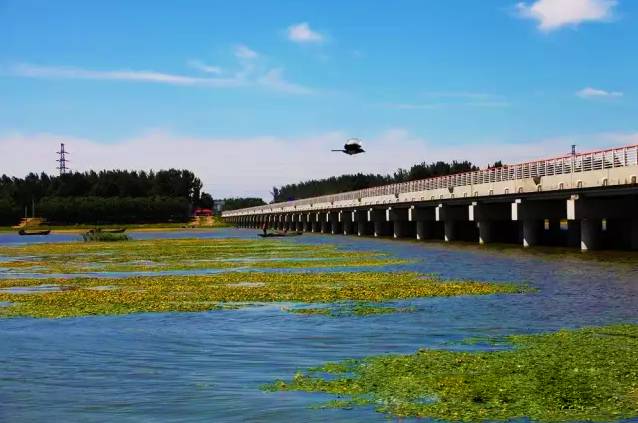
[
  {"xmin": 477, "ymin": 221, "xmax": 493, "ymax": 245},
  {"xmin": 416, "ymin": 221, "xmax": 433, "ymax": 240},
  {"xmin": 522, "ymin": 220, "xmax": 543, "ymax": 247},
  {"xmin": 327, "ymin": 212, "xmax": 341, "ymax": 235},
  {"xmin": 410, "ymin": 206, "xmax": 435, "ymax": 241},
  {"xmin": 436, "ymin": 204, "xmax": 467, "ymax": 242},
  {"xmin": 580, "ymin": 218, "xmax": 602, "ymax": 251},
  {"xmin": 444, "ymin": 220, "xmax": 455, "ymax": 242},
  {"xmin": 353, "ymin": 210, "xmax": 368, "ymax": 236},
  {"xmin": 567, "ymin": 221, "xmax": 580, "ymax": 248},
  {"xmin": 368, "ymin": 209, "xmax": 390, "ymax": 237},
  {"xmin": 386, "ymin": 207, "xmax": 410, "ymax": 238},
  {"xmin": 340, "ymin": 211, "xmax": 354, "ymax": 235}
]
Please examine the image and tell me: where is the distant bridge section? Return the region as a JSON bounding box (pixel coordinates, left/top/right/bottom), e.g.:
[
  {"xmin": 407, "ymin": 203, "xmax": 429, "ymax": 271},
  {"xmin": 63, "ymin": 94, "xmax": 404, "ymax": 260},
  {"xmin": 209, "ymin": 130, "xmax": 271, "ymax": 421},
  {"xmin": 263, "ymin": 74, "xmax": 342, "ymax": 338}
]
[{"xmin": 223, "ymin": 144, "xmax": 638, "ymax": 251}]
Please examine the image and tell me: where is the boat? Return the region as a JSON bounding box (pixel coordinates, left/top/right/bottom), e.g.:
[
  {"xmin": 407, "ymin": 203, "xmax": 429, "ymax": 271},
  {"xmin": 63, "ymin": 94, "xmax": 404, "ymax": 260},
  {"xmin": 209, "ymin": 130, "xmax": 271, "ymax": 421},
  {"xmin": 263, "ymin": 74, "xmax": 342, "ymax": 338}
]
[
  {"xmin": 86, "ymin": 228, "xmax": 127, "ymax": 234},
  {"xmin": 18, "ymin": 229, "xmax": 51, "ymax": 236},
  {"xmin": 258, "ymin": 232, "xmax": 303, "ymax": 238},
  {"xmin": 99, "ymin": 228, "xmax": 127, "ymax": 233}
]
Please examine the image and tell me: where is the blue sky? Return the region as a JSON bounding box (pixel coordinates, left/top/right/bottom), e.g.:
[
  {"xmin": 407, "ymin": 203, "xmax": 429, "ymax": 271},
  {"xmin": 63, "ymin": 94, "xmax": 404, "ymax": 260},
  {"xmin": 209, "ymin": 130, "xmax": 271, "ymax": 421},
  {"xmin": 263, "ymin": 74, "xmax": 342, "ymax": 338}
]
[{"xmin": 1, "ymin": 0, "xmax": 637, "ymax": 198}]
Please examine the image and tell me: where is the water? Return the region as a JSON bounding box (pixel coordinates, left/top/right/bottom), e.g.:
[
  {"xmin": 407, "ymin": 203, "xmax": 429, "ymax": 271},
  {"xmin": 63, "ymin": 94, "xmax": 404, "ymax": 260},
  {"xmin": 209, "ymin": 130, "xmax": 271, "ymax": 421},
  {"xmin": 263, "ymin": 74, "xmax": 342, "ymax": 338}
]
[{"xmin": 1, "ymin": 229, "xmax": 637, "ymax": 422}]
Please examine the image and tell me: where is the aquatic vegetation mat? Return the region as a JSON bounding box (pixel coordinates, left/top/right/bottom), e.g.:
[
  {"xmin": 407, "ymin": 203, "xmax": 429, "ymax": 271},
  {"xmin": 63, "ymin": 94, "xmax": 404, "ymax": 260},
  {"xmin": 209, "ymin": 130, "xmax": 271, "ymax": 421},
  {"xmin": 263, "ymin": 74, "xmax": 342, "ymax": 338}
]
[
  {"xmin": 264, "ymin": 324, "xmax": 638, "ymax": 422},
  {"xmin": 0, "ymin": 272, "xmax": 525, "ymax": 318},
  {"xmin": 286, "ymin": 302, "xmax": 417, "ymax": 317},
  {"xmin": 0, "ymin": 238, "xmax": 406, "ymax": 274}
]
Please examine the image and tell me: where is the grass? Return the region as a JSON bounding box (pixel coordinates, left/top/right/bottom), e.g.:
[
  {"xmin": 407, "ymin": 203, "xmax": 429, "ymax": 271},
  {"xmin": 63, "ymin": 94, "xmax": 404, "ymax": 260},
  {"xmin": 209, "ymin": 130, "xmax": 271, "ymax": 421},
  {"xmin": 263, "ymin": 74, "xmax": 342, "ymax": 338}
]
[
  {"xmin": 264, "ymin": 324, "xmax": 638, "ymax": 422},
  {"xmin": 0, "ymin": 271, "xmax": 527, "ymax": 318},
  {"xmin": 0, "ymin": 238, "xmax": 408, "ymax": 273}
]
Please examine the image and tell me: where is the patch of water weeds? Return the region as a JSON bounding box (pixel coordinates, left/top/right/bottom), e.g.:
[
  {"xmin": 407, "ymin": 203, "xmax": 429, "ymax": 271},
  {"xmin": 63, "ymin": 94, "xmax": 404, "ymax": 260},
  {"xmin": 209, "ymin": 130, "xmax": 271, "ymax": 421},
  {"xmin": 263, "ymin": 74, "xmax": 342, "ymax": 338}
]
[
  {"xmin": 264, "ymin": 324, "xmax": 638, "ymax": 422},
  {"xmin": 0, "ymin": 272, "xmax": 528, "ymax": 318},
  {"xmin": 286, "ymin": 302, "xmax": 417, "ymax": 317},
  {"xmin": 0, "ymin": 238, "xmax": 407, "ymax": 274}
]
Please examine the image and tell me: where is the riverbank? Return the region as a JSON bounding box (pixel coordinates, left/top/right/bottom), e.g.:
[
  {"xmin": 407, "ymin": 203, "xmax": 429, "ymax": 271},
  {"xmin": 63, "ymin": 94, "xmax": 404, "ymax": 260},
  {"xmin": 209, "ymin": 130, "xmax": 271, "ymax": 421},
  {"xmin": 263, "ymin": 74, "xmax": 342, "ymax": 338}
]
[{"xmin": 0, "ymin": 218, "xmax": 230, "ymax": 234}]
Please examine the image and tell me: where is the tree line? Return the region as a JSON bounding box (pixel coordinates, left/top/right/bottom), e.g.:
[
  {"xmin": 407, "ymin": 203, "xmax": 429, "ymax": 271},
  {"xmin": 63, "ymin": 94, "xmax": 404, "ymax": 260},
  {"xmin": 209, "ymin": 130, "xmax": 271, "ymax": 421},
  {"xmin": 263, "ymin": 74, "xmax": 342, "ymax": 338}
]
[
  {"xmin": 0, "ymin": 169, "xmax": 208, "ymax": 225},
  {"xmin": 271, "ymin": 160, "xmax": 480, "ymax": 202}
]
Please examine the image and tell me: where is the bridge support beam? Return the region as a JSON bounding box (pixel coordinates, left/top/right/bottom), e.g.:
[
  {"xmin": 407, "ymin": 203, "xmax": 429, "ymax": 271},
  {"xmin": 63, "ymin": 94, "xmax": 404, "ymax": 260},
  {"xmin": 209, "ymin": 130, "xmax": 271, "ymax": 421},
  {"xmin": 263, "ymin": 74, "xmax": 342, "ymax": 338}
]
[
  {"xmin": 386, "ymin": 207, "xmax": 412, "ymax": 238},
  {"xmin": 327, "ymin": 212, "xmax": 341, "ymax": 235},
  {"xmin": 469, "ymin": 202, "xmax": 511, "ymax": 245},
  {"xmin": 409, "ymin": 206, "xmax": 436, "ymax": 240},
  {"xmin": 339, "ymin": 210, "xmax": 354, "ymax": 235},
  {"xmin": 353, "ymin": 210, "xmax": 370, "ymax": 236},
  {"xmin": 368, "ymin": 208, "xmax": 391, "ymax": 237},
  {"xmin": 436, "ymin": 204, "xmax": 469, "ymax": 242}
]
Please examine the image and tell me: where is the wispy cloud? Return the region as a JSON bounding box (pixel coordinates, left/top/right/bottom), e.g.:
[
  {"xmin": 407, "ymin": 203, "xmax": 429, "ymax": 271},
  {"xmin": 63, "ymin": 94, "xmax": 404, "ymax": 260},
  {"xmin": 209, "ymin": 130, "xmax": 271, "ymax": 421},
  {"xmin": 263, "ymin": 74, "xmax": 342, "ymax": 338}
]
[
  {"xmin": 258, "ymin": 68, "xmax": 314, "ymax": 95},
  {"xmin": 287, "ymin": 22, "xmax": 324, "ymax": 44},
  {"xmin": 516, "ymin": 0, "xmax": 617, "ymax": 31},
  {"xmin": 576, "ymin": 86, "xmax": 623, "ymax": 99},
  {"xmin": 187, "ymin": 59, "xmax": 222, "ymax": 75},
  {"xmin": 6, "ymin": 52, "xmax": 316, "ymax": 95},
  {"xmin": 234, "ymin": 44, "xmax": 258, "ymax": 60},
  {"xmin": 8, "ymin": 63, "xmax": 242, "ymax": 87}
]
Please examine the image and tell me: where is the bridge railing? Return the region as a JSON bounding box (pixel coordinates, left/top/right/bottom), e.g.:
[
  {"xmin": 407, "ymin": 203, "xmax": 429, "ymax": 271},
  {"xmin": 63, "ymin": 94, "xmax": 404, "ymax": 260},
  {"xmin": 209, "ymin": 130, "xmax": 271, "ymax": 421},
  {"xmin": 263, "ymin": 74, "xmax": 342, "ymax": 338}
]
[{"xmin": 224, "ymin": 144, "xmax": 638, "ymax": 216}]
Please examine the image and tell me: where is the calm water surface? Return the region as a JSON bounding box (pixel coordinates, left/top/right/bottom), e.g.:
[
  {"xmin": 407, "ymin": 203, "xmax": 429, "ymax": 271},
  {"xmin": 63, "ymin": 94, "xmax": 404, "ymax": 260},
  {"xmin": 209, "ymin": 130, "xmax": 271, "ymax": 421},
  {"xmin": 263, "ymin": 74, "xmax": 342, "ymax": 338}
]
[{"xmin": 1, "ymin": 229, "xmax": 637, "ymax": 422}]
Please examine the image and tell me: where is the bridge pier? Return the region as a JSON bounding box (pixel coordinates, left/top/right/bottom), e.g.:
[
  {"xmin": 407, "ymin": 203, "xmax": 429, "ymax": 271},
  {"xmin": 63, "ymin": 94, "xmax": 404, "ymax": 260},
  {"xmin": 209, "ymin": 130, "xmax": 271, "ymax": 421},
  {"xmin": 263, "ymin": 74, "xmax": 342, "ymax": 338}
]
[
  {"xmin": 352, "ymin": 210, "xmax": 370, "ymax": 236},
  {"xmin": 409, "ymin": 206, "xmax": 436, "ymax": 240},
  {"xmin": 368, "ymin": 208, "xmax": 391, "ymax": 237},
  {"xmin": 436, "ymin": 204, "xmax": 470, "ymax": 242},
  {"xmin": 386, "ymin": 207, "xmax": 413, "ymax": 238},
  {"xmin": 327, "ymin": 212, "xmax": 341, "ymax": 235},
  {"xmin": 339, "ymin": 211, "xmax": 354, "ymax": 235}
]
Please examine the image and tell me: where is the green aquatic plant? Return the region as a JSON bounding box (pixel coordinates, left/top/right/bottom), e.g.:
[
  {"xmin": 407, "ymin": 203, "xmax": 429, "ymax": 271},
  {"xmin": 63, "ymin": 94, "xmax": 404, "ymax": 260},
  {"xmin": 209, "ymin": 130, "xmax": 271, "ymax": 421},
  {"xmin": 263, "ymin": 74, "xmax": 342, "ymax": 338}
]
[
  {"xmin": 264, "ymin": 324, "xmax": 638, "ymax": 422},
  {"xmin": 0, "ymin": 238, "xmax": 406, "ymax": 274},
  {"xmin": 287, "ymin": 302, "xmax": 416, "ymax": 317},
  {"xmin": 81, "ymin": 231, "xmax": 129, "ymax": 242},
  {"xmin": 0, "ymin": 272, "xmax": 526, "ymax": 318}
]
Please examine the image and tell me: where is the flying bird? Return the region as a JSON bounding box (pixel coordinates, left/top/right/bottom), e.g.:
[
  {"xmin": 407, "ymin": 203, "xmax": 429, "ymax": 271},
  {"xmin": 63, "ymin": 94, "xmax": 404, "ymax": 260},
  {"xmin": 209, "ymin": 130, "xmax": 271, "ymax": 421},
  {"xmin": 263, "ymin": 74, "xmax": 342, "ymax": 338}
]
[{"xmin": 332, "ymin": 138, "xmax": 365, "ymax": 155}]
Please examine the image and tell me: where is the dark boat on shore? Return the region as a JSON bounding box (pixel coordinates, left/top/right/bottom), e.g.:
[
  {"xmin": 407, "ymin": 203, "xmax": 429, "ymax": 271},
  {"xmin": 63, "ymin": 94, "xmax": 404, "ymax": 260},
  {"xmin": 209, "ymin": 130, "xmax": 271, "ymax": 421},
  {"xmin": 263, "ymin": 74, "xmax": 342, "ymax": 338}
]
[
  {"xmin": 99, "ymin": 228, "xmax": 127, "ymax": 233},
  {"xmin": 258, "ymin": 232, "xmax": 303, "ymax": 238},
  {"xmin": 86, "ymin": 228, "xmax": 127, "ymax": 234},
  {"xmin": 18, "ymin": 229, "xmax": 51, "ymax": 236}
]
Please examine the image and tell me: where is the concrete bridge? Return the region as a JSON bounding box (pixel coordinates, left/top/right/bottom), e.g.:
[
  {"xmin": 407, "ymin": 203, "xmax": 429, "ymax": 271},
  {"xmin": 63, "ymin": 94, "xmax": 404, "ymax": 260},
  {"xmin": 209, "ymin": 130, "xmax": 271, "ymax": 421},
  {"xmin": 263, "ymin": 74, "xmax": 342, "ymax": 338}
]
[{"xmin": 223, "ymin": 144, "xmax": 638, "ymax": 251}]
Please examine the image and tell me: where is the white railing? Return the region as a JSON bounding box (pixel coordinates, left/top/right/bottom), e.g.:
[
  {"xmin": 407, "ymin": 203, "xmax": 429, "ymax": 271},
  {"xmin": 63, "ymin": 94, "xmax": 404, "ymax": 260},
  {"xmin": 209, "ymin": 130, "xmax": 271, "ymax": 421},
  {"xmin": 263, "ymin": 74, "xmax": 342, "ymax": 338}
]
[{"xmin": 224, "ymin": 144, "xmax": 638, "ymax": 216}]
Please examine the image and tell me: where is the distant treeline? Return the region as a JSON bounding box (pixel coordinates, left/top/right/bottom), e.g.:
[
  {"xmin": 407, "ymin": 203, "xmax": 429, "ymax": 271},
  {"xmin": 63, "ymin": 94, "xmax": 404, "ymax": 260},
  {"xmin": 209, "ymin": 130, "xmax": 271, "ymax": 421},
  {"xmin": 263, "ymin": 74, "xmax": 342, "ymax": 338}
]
[
  {"xmin": 271, "ymin": 160, "xmax": 480, "ymax": 202},
  {"xmin": 0, "ymin": 169, "xmax": 209, "ymax": 225},
  {"xmin": 221, "ymin": 197, "xmax": 266, "ymax": 211}
]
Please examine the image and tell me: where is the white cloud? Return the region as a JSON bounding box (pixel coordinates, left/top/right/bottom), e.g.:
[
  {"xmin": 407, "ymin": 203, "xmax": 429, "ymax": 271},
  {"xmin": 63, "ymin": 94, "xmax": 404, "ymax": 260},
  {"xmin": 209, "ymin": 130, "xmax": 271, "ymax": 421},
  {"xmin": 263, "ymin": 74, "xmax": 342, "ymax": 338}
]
[
  {"xmin": 287, "ymin": 22, "xmax": 324, "ymax": 44},
  {"xmin": 516, "ymin": 0, "xmax": 617, "ymax": 31},
  {"xmin": 187, "ymin": 60, "xmax": 222, "ymax": 75},
  {"xmin": 234, "ymin": 44, "xmax": 258, "ymax": 60},
  {"xmin": 576, "ymin": 86, "xmax": 623, "ymax": 98},
  {"xmin": 1, "ymin": 129, "xmax": 627, "ymax": 200},
  {"xmin": 7, "ymin": 63, "xmax": 243, "ymax": 87},
  {"xmin": 5, "ymin": 61, "xmax": 315, "ymax": 95}
]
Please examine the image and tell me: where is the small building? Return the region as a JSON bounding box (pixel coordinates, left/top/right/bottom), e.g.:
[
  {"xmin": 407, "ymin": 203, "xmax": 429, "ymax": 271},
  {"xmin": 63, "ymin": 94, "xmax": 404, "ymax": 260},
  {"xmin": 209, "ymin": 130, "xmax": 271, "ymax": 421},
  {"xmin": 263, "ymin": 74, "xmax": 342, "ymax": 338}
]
[{"xmin": 193, "ymin": 208, "xmax": 213, "ymax": 217}]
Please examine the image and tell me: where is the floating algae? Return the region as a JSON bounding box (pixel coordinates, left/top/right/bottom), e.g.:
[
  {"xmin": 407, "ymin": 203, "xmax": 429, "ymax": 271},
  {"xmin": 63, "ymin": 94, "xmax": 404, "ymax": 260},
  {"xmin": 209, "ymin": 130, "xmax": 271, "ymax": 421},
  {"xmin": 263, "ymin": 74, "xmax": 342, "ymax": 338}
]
[
  {"xmin": 0, "ymin": 238, "xmax": 408, "ymax": 274},
  {"xmin": 264, "ymin": 324, "xmax": 638, "ymax": 422},
  {"xmin": 0, "ymin": 272, "xmax": 527, "ymax": 318}
]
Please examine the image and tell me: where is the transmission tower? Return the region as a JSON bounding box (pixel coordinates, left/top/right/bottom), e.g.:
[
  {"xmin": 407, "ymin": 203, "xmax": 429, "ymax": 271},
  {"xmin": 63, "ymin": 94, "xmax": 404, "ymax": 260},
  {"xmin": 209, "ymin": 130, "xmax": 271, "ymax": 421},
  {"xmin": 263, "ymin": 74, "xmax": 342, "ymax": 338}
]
[{"xmin": 56, "ymin": 143, "xmax": 70, "ymax": 175}]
